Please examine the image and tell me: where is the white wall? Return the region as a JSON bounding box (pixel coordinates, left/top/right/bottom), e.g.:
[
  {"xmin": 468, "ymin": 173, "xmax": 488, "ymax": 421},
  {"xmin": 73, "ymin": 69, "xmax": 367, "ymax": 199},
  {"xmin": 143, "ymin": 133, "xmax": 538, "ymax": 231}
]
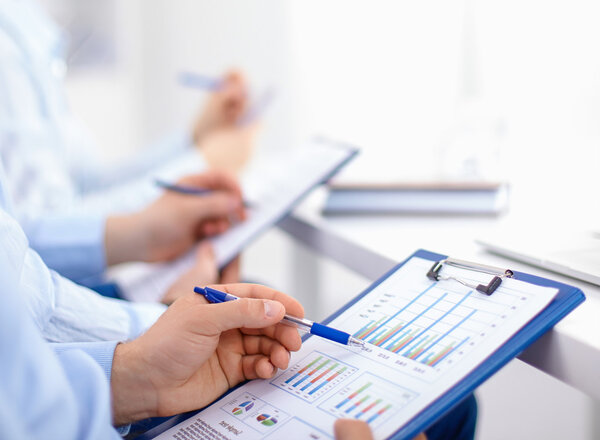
[
  {"xmin": 137, "ymin": 0, "xmax": 298, "ymax": 154},
  {"xmin": 289, "ymin": 0, "xmax": 600, "ymax": 223}
]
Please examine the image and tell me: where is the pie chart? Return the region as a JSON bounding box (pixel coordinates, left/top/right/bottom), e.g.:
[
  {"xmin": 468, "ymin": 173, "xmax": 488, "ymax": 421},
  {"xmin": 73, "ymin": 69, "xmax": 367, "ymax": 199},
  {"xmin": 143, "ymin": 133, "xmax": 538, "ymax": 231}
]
[
  {"xmin": 232, "ymin": 400, "xmax": 254, "ymax": 416},
  {"xmin": 256, "ymin": 413, "xmax": 278, "ymax": 427}
]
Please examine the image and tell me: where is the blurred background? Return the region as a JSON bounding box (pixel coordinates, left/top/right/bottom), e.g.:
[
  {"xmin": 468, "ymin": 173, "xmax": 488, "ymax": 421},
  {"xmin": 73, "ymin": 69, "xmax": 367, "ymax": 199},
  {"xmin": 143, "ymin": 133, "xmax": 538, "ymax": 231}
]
[{"xmin": 40, "ymin": 0, "xmax": 600, "ymax": 438}]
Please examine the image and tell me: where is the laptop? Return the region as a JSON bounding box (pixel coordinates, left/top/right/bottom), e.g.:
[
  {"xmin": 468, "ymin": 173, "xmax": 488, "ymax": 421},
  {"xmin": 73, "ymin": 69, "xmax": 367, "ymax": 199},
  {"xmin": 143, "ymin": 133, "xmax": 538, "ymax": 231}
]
[{"xmin": 476, "ymin": 231, "xmax": 600, "ymax": 286}]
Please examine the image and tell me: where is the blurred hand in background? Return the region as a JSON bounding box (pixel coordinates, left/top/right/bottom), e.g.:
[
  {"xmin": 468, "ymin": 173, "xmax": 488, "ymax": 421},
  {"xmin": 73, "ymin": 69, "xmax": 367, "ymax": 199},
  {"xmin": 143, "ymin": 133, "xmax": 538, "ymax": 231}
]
[
  {"xmin": 161, "ymin": 244, "xmax": 241, "ymax": 305},
  {"xmin": 192, "ymin": 70, "xmax": 259, "ymax": 176},
  {"xmin": 105, "ymin": 170, "xmax": 245, "ymax": 266}
]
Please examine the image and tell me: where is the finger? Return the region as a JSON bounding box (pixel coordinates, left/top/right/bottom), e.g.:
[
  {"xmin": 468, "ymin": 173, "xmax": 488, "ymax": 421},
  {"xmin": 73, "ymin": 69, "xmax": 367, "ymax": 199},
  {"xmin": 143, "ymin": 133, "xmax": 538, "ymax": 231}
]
[
  {"xmin": 199, "ymin": 219, "xmax": 229, "ymax": 237},
  {"xmin": 179, "ymin": 170, "xmax": 242, "ymax": 196},
  {"xmin": 196, "ymin": 241, "xmax": 215, "ymax": 260},
  {"xmin": 196, "ymin": 296, "xmax": 285, "ymax": 334},
  {"xmin": 215, "ymin": 283, "xmax": 304, "ymax": 320},
  {"xmin": 242, "ymin": 322, "xmax": 303, "ymax": 353},
  {"xmin": 224, "ymin": 70, "xmax": 246, "ymax": 91},
  {"xmin": 241, "ymin": 354, "xmax": 277, "ymax": 380},
  {"xmin": 223, "ymin": 70, "xmax": 248, "ymax": 114},
  {"xmin": 242, "ymin": 335, "xmax": 291, "ymax": 370},
  {"xmin": 194, "ymin": 242, "xmax": 218, "ymax": 281},
  {"xmin": 214, "ymin": 218, "xmax": 230, "ymax": 234},
  {"xmin": 195, "ymin": 192, "xmax": 242, "ymax": 220},
  {"xmin": 220, "ymin": 256, "xmax": 241, "ymax": 284},
  {"xmin": 206, "ymin": 284, "xmax": 304, "ymax": 350},
  {"xmin": 200, "ymin": 221, "xmax": 219, "ymax": 237},
  {"xmin": 179, "ymin": 171, "xmax": 246, "ymax": 222},
  {"xmin": 334, "ymin": 419, "xmax": 374, "ymax": 440}
]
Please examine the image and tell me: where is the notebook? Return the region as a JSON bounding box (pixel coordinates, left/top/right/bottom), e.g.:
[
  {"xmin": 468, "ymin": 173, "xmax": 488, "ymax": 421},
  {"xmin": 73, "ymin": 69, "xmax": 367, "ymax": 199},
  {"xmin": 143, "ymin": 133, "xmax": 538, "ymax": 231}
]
[
  {"xmin": 323, "ymin": 182, "xmax": 509, "ymax": 216},
  {"xmin": 476, "ymin": 231, "xmax": 600, "ymax": 286}
]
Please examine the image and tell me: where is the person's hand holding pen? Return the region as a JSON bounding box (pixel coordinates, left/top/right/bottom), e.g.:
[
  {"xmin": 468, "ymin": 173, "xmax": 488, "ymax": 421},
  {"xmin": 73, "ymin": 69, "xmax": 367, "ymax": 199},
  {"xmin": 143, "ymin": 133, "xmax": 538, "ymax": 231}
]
[
  {"xmin": 191, "ymin": 70, "xmax": 248, "ymax": 145},
  {"xmin": 110, "ymin": 283, "xmax": 303, "ymax": 425},
  {"xmin": 110, "ymin": 282, "xmax": 428, "ymax": 438},
  {"xmin": 104, "ymin": 170, "xmax": 245, "ymax": 266},
  {"xmin": 185, "ymin": 70, "xmax": 259, "ymax": 175}
]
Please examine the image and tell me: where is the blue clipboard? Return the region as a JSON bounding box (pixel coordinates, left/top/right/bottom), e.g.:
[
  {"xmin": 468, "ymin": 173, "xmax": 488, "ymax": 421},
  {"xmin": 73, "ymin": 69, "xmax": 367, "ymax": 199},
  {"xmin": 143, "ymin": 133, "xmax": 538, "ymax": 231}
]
[{"xmin": 138, "ymin": 249, "xmax": 585, "ymax": 440}]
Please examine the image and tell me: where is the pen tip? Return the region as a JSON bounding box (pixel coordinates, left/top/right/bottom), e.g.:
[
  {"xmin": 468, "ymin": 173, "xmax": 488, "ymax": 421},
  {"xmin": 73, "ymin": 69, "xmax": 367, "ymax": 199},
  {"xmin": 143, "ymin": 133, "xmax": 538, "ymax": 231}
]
[{"xmin": 349, "ymin": 336, "xmax": 365, "ymax": 347}]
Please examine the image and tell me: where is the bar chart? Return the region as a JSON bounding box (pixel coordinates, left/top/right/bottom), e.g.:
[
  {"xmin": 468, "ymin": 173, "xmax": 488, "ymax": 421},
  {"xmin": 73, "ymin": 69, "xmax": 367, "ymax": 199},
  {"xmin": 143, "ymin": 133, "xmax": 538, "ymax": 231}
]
[
  {"xmin": 345, "ymin": 275, "xmax": 521, "ymax": 372},
  {"xmin": 271, "ymin": 351, "xmax": 357, "ymax": 402},
  {"xmin": 319, "ymin": 373, "xmax": 417, "ymax": 426}
]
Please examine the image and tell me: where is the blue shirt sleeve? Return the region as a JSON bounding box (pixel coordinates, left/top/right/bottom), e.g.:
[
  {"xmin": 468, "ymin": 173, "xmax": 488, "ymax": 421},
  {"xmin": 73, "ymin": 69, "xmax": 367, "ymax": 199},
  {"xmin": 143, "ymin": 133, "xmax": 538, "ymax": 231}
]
[
  {"xmin": 0, "ymin": 207, "xmax": 166, "ymax": 343},
  {"xmin": 0, "ymin": 3, "xmax": 207, "ymax": 282},
  {"xmin": 51, "ymin": 341, "xmax": 133, "ymax": 436},
  {"xmin": 0, "ymin": 226, "xmax": 122, "ymax": 440},
  {"xmin": 51, "ymin": 341, "xmax": 120, "ymax": 382},
  {"xmin": 18, "ymin": 211, "xmax": 107, "ymax": 284}
]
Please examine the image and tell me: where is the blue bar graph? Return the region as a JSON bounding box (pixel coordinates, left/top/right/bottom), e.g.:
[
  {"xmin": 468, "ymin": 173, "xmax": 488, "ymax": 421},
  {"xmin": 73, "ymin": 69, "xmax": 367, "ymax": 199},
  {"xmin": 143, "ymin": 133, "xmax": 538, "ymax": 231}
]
[
  {"xmin": 402, "ymin": 291, "xmax": 474, "ymax": 356},
  {"xmin": 414, "ymin": 309, "xmax": 476, "ymax": 361}
]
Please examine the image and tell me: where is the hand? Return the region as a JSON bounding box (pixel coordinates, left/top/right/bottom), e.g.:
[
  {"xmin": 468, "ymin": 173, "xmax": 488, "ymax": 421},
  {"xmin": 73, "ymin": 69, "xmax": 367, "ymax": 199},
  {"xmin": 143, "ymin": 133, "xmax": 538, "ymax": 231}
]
[
  {"xmin": 198, "ymin": 123, "xmax": 259, "ymax": 176},
  {"xmin": 220, "ymin": 255, "xmax": 241, "ymax": 284},
  {"xmin": 161, "ymin": 242, "xmax": 218, "ymax": 304},
  {"xmin": 192, "ymin": 70, "xmax": 248, "ymax": 145},
  {"xmin": 110, "ymin": 283, "xmax": 304, "ymax": 425},
  {"xmin": 334, "ymin": 420, "xmax": 374, "ymax": 440},
  {"xmin": 161, "ymin": 245, "xmax": 241, "ymax": 305},
  {"xmin": 105, "ymin": 171, "xmax": 245, "ymax": 265},
  {"xmin": 334, "ymin": 419, "xmax": 426, "ymax": 440}
]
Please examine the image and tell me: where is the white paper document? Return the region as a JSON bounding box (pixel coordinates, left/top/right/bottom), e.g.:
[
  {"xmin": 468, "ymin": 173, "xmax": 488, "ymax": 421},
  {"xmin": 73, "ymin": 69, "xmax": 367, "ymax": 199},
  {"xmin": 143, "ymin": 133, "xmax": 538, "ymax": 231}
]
[
  {"xmin": 153, "ymin": 256, "xmax": 558, "ymax": 439},
  {"xmin": 111, "ymin": 140, "xmax": 358, "ymax": 303}
]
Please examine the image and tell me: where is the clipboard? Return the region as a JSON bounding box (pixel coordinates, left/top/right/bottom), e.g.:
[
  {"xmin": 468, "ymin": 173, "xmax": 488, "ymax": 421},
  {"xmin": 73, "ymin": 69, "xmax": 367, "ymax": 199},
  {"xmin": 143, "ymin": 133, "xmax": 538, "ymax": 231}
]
[{"xmin": 138, "ymin": 249, "xmax": 585, "ymax": 440}]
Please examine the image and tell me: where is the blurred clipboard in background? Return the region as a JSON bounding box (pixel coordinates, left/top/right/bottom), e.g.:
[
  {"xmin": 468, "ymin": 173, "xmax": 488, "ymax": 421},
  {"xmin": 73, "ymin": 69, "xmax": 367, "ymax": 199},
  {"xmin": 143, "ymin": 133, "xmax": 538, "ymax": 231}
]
[
  {"xmin": 110, "ymin": 138, "xmax": 359, "ymax": 302},
  {"xmin": 139, "ymin": 249, "xmax": 584, "ymax": 440},
  {"xmin": 323, "ymin": 181, "xmax": 509, "ymax": 216}
]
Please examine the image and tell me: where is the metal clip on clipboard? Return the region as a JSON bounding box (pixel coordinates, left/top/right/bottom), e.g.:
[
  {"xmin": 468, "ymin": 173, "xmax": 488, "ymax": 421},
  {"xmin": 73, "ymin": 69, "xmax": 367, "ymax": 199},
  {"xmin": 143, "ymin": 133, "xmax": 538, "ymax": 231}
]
[{"xmin": 426, "ymin": 258, "xmax": 514, "ymax": 295}]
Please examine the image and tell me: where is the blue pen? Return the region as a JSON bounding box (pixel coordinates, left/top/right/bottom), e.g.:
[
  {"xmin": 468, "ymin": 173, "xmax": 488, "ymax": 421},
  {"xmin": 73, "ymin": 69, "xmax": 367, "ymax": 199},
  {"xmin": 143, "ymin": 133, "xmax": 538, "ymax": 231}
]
[
  {"xmin": 155, "ymin": 179, "xmax": 253, "ymax": 209},
  {"xmin": 178, "ymin": 72, "xmax": 222, "ymax": 90},
  {"xmin": 155, "ymin": 179, "xmax": 212, "ymax": 196},
  {"xmin": 178, "ymin": 71, "xmax": 275, "ymax": 125},
  {"xmin": 195, "ymin": 286, "xmax": 365, "ymax": 348}
]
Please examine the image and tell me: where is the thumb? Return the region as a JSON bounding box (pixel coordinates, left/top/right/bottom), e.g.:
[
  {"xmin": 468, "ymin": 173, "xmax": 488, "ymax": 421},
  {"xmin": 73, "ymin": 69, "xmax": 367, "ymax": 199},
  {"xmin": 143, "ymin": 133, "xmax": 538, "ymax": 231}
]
[
  {"xmin": 194, "ymin": 192, "xmax": 240, "ymax": 219},
  {"xmin": 203, "ymin": 297, "xmax": 285, "ymax": 333}
]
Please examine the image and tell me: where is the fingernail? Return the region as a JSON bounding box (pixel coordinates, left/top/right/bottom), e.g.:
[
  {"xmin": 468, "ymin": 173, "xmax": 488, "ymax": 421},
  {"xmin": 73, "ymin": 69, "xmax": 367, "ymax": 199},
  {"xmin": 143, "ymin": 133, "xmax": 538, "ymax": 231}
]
[{"xmin": 264, "ymin": 300, "xmax": 282, "ymax": 318}]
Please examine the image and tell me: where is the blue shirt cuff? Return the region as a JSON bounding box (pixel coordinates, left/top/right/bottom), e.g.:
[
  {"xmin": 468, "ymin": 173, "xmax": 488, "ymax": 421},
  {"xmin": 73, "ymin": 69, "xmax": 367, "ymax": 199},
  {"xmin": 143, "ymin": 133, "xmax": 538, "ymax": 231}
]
[
  {"xmin": 50, "ymin": 341, "xmax": 132, "ymax": 435},
  {"xmin": 50, "ymin": 340, "xmax": 119, "ymax": 381}
]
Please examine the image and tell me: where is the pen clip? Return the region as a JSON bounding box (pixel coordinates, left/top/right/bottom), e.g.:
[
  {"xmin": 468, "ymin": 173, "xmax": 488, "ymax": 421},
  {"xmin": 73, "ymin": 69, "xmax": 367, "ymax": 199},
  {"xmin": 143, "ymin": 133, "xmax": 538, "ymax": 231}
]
[{"xmin": 194, "ymin": 287, "xmax": 226, "ymax": 304}]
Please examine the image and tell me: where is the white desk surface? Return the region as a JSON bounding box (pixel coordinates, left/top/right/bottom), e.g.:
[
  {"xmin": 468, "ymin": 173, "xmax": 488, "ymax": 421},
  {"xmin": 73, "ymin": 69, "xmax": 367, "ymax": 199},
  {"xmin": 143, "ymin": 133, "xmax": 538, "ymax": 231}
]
[{"xmin": 278, "ymin": 189, "xmax": 600, "ymax": 400}]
